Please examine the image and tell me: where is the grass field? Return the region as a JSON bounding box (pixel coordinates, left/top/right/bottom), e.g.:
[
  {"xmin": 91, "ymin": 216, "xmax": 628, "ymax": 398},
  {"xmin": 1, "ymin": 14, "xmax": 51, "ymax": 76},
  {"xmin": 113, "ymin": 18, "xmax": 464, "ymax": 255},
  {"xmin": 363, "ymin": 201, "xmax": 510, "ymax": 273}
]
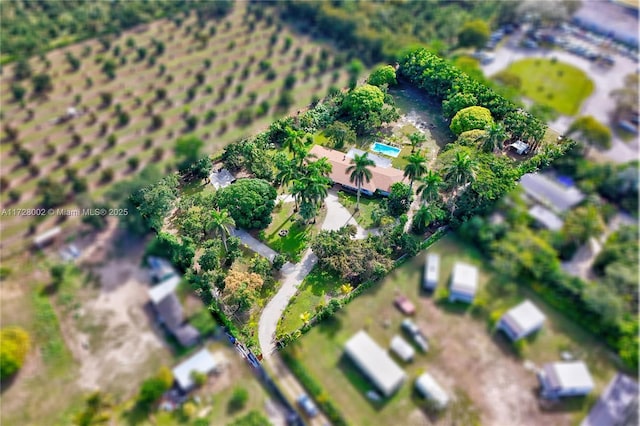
[
  {"xmin": 504, "ymin": 58, "xmax": 594, "ymax": 115},
  {"xmin": 336, "ymin": 190, "xmax": 379, "ymax": 229},
  {"xmin": 278, "ymin": 266, "xmax": 343, "ymax": 335},
  {"xmin": 260, "ymin": 200, "xmax": 311, "ymax": 262},
  {"xmin": 0, "ymin": 2, "xmax": 357, "ymax": 257},
  {"xmin": 283, "ymin": 234, "xmax": 620, "ymax": 426}
]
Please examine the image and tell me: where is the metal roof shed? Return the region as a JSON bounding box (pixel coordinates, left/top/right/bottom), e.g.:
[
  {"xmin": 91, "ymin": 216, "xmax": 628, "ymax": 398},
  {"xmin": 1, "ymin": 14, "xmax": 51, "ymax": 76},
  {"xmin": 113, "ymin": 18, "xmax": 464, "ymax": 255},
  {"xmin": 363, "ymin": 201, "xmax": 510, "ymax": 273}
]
[
  {"xmin": 423, "ymin": 253, "xmax": 440, "ymax": 290},
  {"xmin": 390, "ymin": 335, "xmax": 415, "ymax": 363},
  {"xmin": 497, "ymin": 300, "xmax": 546, "ymax": 341},
  {"xmin": 449, "ymin": 262, "xmax": 478, "ymax": 304},
  {"xmin": 344, "ymin": 330, "xmax": 406, "ymax": 397},
  {"xmin": 539, "ymin": 361, "xmax": 595, "ymax": 398},
  {"xmin": 172, "ymin": 348, "xmax": 218, "ymax": 391},
  {"xmin": 149, "ymin": 275, "xmax": 181, "ymax": 305},
  {"xmin": 415, "ymin": 373, "xmax": 450, "ymax": 409}
]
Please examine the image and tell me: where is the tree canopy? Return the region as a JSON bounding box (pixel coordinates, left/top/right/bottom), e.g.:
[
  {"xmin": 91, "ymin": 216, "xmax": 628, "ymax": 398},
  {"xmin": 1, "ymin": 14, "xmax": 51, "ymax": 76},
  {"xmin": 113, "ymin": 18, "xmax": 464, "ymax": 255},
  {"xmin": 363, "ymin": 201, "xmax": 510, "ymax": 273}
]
[
  {"xmin": 0, "ymin": 326, "xmax": 30, "ymax": 379},
  {"xmin": 367, "ymin": 65, "xmax": 397, "ymax": 87},
  {"xmin": 458, "ymin": 20, "xmax": 491, "ymax": 49},
  {"xmin": 567, "ymin": 115, "xmax": 612, "ymax": 151},
  {"xmin": 214, "ymin": 179, "xmax": 277, "ymax": 230},
  {"xmin": 450, "ymin": 106, "xmax": 494, "ymax": 135}
]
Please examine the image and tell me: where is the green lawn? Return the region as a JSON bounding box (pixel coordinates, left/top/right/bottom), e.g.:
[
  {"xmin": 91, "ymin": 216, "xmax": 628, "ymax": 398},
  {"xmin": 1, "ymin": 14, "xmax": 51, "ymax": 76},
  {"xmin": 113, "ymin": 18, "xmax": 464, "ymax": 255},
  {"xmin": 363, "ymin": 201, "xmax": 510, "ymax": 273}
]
[
  {"xmin": 336, "ymin": 190, "xmax": 380, "ymax": 229},
  {"xmin": 260, "ymin": 200, "xmax": 312, "ymax": 262},
  {"xmin": 504, "ymin": 58, "xmax": 594, "ymax": 115},
  {"xmin": 283, "ymin": 234, "xmax": 620, "ymax": 426},
  {"xmin": 278, "ymin": 266, "xmax": 343, "ymax": 335}
]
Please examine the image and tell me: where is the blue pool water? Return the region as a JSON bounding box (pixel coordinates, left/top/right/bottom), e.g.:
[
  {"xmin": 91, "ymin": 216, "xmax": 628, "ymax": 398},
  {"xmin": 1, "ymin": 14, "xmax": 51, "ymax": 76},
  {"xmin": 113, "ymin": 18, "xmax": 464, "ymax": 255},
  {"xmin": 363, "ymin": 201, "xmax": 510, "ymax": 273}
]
[{"xmin": 371, "ymin": 142, "xmax": 401, "ymax": 158}]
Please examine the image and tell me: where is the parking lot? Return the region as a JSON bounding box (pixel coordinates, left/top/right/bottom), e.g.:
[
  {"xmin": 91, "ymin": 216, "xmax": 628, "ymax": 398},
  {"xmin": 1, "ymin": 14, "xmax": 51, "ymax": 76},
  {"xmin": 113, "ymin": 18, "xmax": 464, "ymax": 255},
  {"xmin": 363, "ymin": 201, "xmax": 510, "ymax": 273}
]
[{"xmin": 481, "ymin": 25, "xmax": 638, "ymax": 164}]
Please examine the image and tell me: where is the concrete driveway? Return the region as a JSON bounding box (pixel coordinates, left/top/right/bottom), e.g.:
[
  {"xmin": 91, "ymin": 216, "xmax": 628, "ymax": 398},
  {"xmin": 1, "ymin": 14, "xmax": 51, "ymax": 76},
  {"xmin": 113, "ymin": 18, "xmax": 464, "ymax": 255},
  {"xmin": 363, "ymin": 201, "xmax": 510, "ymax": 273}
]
[{"xmin": 482, "ymin": 37, "xmax": 638, "ymax": 163}]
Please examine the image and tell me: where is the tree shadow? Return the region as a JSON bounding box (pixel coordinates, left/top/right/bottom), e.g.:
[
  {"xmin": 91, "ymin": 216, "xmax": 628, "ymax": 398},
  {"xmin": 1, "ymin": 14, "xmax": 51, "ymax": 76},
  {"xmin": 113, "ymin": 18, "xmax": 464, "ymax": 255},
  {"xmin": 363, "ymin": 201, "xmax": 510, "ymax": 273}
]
[
  {"xmin": 0, "ymin": 373, "xmax": 18, "ymax": 394},
  {"xmin": 317, "ymin": 314, "xmax": 343, "ymax": 339}
]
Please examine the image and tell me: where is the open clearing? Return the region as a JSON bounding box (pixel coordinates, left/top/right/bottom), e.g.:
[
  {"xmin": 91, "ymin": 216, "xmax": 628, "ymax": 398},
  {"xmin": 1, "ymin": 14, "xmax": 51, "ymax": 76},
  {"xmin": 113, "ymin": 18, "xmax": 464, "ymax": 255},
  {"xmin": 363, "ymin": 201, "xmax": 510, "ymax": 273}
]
[
  {"xmin": 283, "ymin": 235, "xmax": 619, "ymax": 426},
  {"xmin": 503, "ymin": 58, "xmax": 594, "ymax": 116},
  {"xmin": 0, "ymin": 1, "xmax": 354, "ymax": 256}
]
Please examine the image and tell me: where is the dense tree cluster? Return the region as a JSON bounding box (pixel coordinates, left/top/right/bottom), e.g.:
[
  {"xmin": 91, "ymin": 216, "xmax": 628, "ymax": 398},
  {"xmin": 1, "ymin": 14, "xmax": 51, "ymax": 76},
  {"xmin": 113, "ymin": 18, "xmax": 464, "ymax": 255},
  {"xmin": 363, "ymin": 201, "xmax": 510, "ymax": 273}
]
[{"xmin": 214, "ymin": 179, "xmax": 277, "ymax": 230}]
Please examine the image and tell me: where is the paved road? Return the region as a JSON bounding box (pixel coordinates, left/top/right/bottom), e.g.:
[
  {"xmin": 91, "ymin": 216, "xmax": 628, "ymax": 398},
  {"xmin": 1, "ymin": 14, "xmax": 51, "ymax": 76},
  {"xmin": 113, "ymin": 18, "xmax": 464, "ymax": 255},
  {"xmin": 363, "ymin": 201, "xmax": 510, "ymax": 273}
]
[
  {"xmin": 482, "ymin": 34, "xmax": 639, "ymax": 163},
  {"xmin": 231, "ymin": 228, "xmax": 279, "ymax": 262}
]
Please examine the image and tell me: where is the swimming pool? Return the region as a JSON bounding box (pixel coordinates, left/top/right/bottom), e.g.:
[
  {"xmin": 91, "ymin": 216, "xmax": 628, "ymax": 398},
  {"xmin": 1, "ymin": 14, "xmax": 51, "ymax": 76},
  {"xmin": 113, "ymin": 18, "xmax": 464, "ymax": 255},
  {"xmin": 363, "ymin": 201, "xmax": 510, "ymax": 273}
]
[{"xmin": 371, "ymin": 142, "xmax": 401, "ymax": 158}]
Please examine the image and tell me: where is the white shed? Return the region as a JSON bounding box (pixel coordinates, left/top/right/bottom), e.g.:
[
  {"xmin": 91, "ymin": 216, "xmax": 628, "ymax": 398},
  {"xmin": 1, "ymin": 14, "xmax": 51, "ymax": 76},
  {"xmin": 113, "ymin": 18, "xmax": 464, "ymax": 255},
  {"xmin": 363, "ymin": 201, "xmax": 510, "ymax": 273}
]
[
  {"xmin": 172, "ymin": 348, "xmax": 218, "ymax": 391},
  {"xmin": 148, "ymin": 275, "xmax": 181, "ymax": 305},
  {"xmin": 449, "ymin": 262, "xmax": 478, "ymax": 304},
  {"xmin": 415, "ymin": 373, "xmax": 450, "ymax": 409},
  {"xmin": 497, "ymin": 300, "xmax": 546, "ymax": 341},
  {"xmin": 423, "ymin": 253, "xmax": 440, "ymax": 291},
  {"xmin": 33, "ymin": 226, "xmax": 62, "ymax": 248},
  {"xmin": 538, "ymin": 361, "xmax": 595, "ymax": 398},
  {"xmin": 344, "ymin": 330, "xmax": 406, "ymax": 397},
  {"xmin": 390, "ymin": 335, "xmax": 415, "ymax": 363}
]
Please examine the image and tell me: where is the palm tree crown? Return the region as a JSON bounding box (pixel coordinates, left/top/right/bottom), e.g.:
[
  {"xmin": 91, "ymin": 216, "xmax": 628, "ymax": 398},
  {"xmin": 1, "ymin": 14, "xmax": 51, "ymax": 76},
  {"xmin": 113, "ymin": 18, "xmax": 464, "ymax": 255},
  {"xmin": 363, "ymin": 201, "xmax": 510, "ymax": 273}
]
[
  {"xmin": 403, "ymin": 153, "xmax": 427, "ymax": 190},
  {"xmin": 416, "ymin": 170, "xmax": 443, "ymax": 204},
  {"xmin": 482, "ymin": 123, "xmax": 508, "ymax": 153},
  {"xmin": 207, "ymin": 208, "xmax": 235, "ymax": 250},
  {"xmin": 443, "ymin": 151, "xmax": 478, "ymax": 188},
  {"xmin": 346, "ymin": 153, "xmax": 375, "ymax": 210}
]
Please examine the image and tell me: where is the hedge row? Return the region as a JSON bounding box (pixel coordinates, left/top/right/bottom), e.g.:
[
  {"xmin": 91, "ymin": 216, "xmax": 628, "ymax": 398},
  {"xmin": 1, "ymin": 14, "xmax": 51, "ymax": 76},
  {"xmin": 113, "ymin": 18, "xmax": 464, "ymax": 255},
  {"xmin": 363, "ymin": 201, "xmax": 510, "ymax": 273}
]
[{"xmin": 280, "ymin": 350, "xmax": 349, "ymax": 426}]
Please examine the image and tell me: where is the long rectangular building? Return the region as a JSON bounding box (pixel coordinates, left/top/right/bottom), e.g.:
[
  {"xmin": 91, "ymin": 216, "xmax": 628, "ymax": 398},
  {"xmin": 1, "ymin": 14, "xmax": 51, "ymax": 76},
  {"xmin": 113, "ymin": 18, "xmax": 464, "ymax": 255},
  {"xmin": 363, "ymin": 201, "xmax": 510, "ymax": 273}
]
[
  {"xmin": 309, "ymin": 145, "xmax": 405, "ymax": 196},
  {"xmin": 344, "ymin": 330, "xmax": 406, "ymax": 397}
]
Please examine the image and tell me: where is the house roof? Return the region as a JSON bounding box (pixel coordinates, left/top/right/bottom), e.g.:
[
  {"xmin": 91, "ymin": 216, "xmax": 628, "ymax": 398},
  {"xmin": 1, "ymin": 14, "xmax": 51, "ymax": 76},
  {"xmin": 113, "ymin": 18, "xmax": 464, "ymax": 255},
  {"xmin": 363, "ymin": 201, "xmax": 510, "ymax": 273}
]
[
  {"xmin": 500, "ymin": 300, "xmax": 546, "ymax": 337},
  {"xmin": 172, "ymin": 348, "xmax": 217, "ymax": 390},
  {"xmin": 450, "ymin": 262, "xmax": 479, "ymax": 297},
  {"xmin": 149, "ymin": 275, "xmax": 181, "ymax": 305},
  {"xmin": 528, "ymin": 205, "xmax": 564, "ymax": 231},
  {"xmin": 520, "ymin": 173, "xmax": 585, "ymax": 213},
  {"xmin": 344, "ymin": 330, "xmax": 406, "ymax": 397},
  {"xmin": 390, "ymin": 335, "xmax": 415, "ymax": 362},
  {"xmin": 309, "ymin": 145, "xmax": 405, "ymax": 194},
  {"xmin": 581, "ymin": 374, "xmax": 639, "ymax": 426},
  {"xmin": 415, "ymin": 373, "xmax": 449, "ymax": 408},
  {"xmin": 155, "ymin": 292, "xmax": 184, "ymax": 330},
  {"xmin": 544, "ymin": 361, "xmax": 595, "ymax": 390}
]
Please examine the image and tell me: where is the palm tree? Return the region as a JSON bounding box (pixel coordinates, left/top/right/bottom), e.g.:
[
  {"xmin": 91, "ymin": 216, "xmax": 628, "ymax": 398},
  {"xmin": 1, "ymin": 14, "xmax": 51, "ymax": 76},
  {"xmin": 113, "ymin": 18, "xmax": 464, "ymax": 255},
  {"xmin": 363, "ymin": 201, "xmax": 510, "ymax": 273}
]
[
  {"xmin": 346, "ymin": 153, "xmax": 375, "ymax": 211},
  {"xmin": 481, "ymin": 123, "xmax": 508, "ymax": 153},
  {"xmin": 290, "ymin": 178, "xmax": 305, "ymax": 212},
  {"xmin": 283, "ymin": 126, "xmax": 305, "ymax": 162},
  {"xmin": 416, "ymin": 170, "xmax": 443, "ymax": 204},
  {"xmin": 300, "ymin": 311, "xmax": 311, "ymax": 325},
  {"xmin": 207, "ymin": 208, "xmax": 235, "ymax": 251},
  {"xmin": 275, "ymin": 159, "xmax": 298, "ymax": 189},
  {"xmin": 306, "ymin": 157, "xmax": 332, "ymax": 178},
  {"xmin": 340, "ymin": 283, "xmax": 353, "ymax": 295},
  {"xmin": 443, "ymin": 151, "xmax": 478, "ymax": 190},
  {"xmin": 403, "ymin": 153, "xmax": 428, "ymax": 190},
  {"xmin": 408, "ymin": 132, "xmax": 427, "ymax": 153},
  {"xmin": 300, "ymin": 175, "xmax": 330, "ymax": 208}
]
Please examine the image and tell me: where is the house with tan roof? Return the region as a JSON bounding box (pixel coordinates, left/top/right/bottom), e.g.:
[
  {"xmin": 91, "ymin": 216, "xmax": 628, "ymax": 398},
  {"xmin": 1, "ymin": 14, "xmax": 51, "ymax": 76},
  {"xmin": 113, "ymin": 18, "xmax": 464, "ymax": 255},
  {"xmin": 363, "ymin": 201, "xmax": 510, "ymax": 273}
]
[{"xmin": 309, "ymin": 145, "xmax": 405, "ymax": 196}]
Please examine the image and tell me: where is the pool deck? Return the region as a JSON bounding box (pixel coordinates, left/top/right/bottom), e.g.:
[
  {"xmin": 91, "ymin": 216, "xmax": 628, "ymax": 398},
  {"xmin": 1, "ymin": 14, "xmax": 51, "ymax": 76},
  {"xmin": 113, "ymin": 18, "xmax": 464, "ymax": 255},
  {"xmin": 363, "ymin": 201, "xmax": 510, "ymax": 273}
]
[{"xmin": 346, "ymin": 147, "xmax": 393, "ymax": 168}]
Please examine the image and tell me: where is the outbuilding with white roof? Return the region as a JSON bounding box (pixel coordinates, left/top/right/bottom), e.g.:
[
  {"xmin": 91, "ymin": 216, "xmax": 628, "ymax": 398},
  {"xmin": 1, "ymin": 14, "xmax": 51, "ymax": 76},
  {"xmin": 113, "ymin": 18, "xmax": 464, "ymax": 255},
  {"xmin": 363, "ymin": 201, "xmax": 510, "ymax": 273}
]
[
  {"xmin": 497, "ymin": 300, "xmax": 546, "ymax": 341},
  {"xmin": 415, "ymin": 373, "xmax": 450, "ymax": 409},
  {"xmin": 172, "ymin": 348, "xmax": 218, "ymax": 391},
  {"xmin": 344, "ymin": 330, "xmax": 407, "ymax": 397},
  {"xmin": 423, "ymin": 253, "xmax": 440, "ymax": 291},
  {"xmin": 538, "ymin": 361, "xmax": 595, "ymax": 398},
  {"xmin": 449, "ymin": 262, "xmax": 479, "ymax": 304}
]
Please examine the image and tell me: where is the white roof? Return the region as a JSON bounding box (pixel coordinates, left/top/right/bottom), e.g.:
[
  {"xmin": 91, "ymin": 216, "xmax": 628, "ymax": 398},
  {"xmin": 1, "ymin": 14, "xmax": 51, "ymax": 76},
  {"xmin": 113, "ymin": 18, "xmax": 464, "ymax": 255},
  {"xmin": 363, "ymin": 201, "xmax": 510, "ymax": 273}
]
[
  {"xmin": 148, "ymin": 275, "xmax": 181, "ymax": 305},
  {"xmin": 172, "ymin": 348, "xmax": 217, "ymax": 390},
  {"xmin": 390, "ymin": 335, "xmax": 415, "ymax": 362},
  {"xmin": 344, "ymin": 331, "xmax": 406, "ymax": 397},
  {"xmin": 501, "ymin": 300, "xmax": 546, "ymax": 336},
  {"xmin": 425, "ymin": 253, "xmax": 440, "ymax": 284},
  {"xmin": 415, "ymin": 373, "xmax": 449, "ymax": 408},
  {"xmin": 548, "ymin": 361, "xmax": 595, "ymax": 390},
  {"xmin": 33, "ymin": 226, "xmax": 62, "ymax": 246},
  {"xmin": 520, "ymin": 173, "xmax": 585, "ymax": 213},
  {"xmin": 528, "ymin": 205, "xmax": 563, "ymax": 231},
  {"xmin": 209, "ymin": 168, "xmax": 235, "ymax": 189},
  {"xmin": 450, "ymin": 262, "xmax": 478, "ymax": 297}
]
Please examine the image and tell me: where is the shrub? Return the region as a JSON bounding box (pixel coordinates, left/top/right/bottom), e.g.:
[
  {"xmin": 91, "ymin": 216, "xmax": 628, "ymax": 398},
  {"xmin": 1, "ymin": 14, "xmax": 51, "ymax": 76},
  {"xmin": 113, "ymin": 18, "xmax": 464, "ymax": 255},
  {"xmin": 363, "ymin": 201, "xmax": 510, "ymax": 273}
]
[
  {"xmin": 450, "ymin": 106, "xmax": 494, "ymax": 135},
  {"xmin": 272, "ymin": 254, "xmax": 287, "ymax": 271},
  {"xmin": 228, "ymin": 387, "xmax": 249, "ymax": 410},
  {"xmin": 0, "ymin": 327, "xmax": 30, "ymax": 379}
]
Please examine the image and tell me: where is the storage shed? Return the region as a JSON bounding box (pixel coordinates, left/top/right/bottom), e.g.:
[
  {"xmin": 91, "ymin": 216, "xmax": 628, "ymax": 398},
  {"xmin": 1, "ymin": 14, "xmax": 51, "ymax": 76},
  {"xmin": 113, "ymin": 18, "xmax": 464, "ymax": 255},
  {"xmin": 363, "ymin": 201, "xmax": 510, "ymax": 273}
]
[
  {"xmin": 344, "ymin": 330, "xmax": 407, "ymax": 397},
  {"xmin": 449, "ymin": 262, "xmax": 479, "ymax": 304},
  {"xmin": 538, "ymin": 361, "xmax": 595, "ymax": 398},
  {"xmin": 390, "ymin": 335, "xmax": 415, "ymax": 363},
  {"xmin": 423, "ymin": 253, "xmax": 440, "ymax": 291},
  {"xmin": 497, "ymin": 300, "xmax": 546, "ymax": 341},
  {"xmin": 415, "ymin": 373, "xmax": 450, "ymax": 409},
  {"xmin": 172, "ymin": 348, "xmax": 218, "ymax": 391}
]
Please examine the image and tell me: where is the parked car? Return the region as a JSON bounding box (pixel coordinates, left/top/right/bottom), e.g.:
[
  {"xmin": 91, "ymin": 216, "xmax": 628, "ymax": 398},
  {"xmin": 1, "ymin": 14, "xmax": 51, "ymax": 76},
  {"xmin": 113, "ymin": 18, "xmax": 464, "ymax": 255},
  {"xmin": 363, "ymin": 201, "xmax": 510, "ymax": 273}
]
[
  {"xmin": 401, "ymin": 318, "xmax": 429, "ymax": 352},
  {"xmin": 394, "ymin": 295, "xmax": 416, "ymax": 315},
  {"xmin": 297, "ymin": 394, "xmax": 318, "ymax": 417}
]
